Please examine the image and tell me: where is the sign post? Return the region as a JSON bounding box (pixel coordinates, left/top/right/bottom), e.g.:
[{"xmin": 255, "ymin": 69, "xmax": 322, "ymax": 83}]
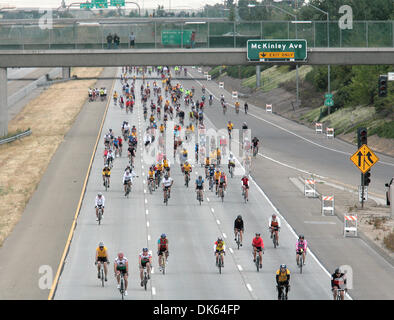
[
  {"xmin": 350, "ymin": 144, "xmax": 379, "ymax": 208},
  {"xmin": 247, "ymin": 39, "xmax": 307, "ymax": 62}
]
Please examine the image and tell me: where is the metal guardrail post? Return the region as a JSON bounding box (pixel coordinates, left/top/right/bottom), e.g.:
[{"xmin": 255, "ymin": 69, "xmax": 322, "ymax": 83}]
[
  {"xmin": 0, "ymin": 129, "xmax": 32, "ymax": 145},
  {"xmin": 234, "ymin": 21, "xmax": 236, "ymax": 48},
  {"xmin": 366, "ymin": 21, "xmax": 368, "ymax": 48}
]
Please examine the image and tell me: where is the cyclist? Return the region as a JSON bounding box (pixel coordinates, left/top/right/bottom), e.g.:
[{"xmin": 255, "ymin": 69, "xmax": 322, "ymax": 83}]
[
  {"xmin": 214, "ymin": 237, "xmax": 226, "ymax": 267},
  {"xmin": 162, "ymin": 174, "xmax": 174, "ymax": 202},
  {"xmin": 114, "ymin": 252, "xmax": 129, "ymax": 296},
  {"xmin": 228, "ymin": 152, "xmax": 235, "ymax": 173},
  {"xmin": 204, "ymin": 157, "xmax": 210, "ymax": 177},
  {"xmin": 252, "ymin": 233, "xmax": 264, "ymax": 269},
  {"xmin": 95, "ymin": 242, "xmax": 109, "ymax": 282},
  {"xmin": 331, "ymin": 268, "xmax": 347, "ymax": 300},
  {"xmin": 95, "ymin": 192, "xmax": 105, "ymax": 221},
  {"xmin": 227, "ymin": 121, "xmax": 234, "ymax": 138},
  {"xmin": 220, "ymin": 94, "xmax": 225, "ymax": 103},
  {"xmin": 159, "ymin": 123, "xmax": 165, "ymax": 134},
  {"xmin": 113, "ymin": 91, "xmax": 118, "ymax": 104},
  {"xmin": 252, "ymin": 136, "xmax": 259, "ymax": 156},
  {"xmin": 244, "ymin": 102, "xmax": 248, "ymax": 114},
  {"xmin": 214, "ymin": 169, "xmax": 221, "ymax": 194},
  {"xmin": 123, "ymin": 169, "xmax": 137, "ymax": 196},
  {"xmin": 296, "ymin": 235, "xmax": 307, "ymax": 266},
  {"xmin": 180, "ymin": 148, "xmax": 188, "ymax": 168},
  {"xmin": 216, "ymin": 147, "xmax": 221, "ymax": 166},
  {"xmin": 195, "ymin": 175, "xmax": 204, "ymax": 201},
  {"xmin": 106, "ymin": 148, "xmax": 115, "ymax": 168},
  {"xmin": 148, "ymin": 166, "xmax": 155, "ymax": 189},
  {"xmin": 155, "ymin": 162, "xmax": 163, "ymax": 186},
  {"xmin": 235, "ymin": 101, "xmax": 240, "ymax": 113},
  {"xmin": 139, "ymin": 248, "xmax": 152, "ymax": 287},
  {"xmin": 209, "ymin": 94, "xmax": 213, "ymax": 105},
  {"xmin": 183, "ymin": 161, "xmax": 192, "ymax": 186},
  {"xmin": 102, "ymin": 164, "xmax": 111, "ymax": 188},
  {"xmin": 219, "ymin": 171, "xmax": 227, "ymax": 195},
  {"xmin": 242, "ymin": 122, "xmax": 248, "ymax": 130},
  {"xmin": 163, "ymin": 156, "xmax": 170, "ymax": 175},
  {"xmin": 234, "ymin": 215, "xmax": 244, "ymax": 246},
  {"xmin": 208, "ymin": 164, "xmax": 216, "ymax": 190},
  {"xmin": 268, "ymin": 214, "xmax": 281, "ymax": 245},
  {"xmin": 157, "ymin": 234, "xmax": 169, "ymax": 272},
  {"xmin": 276, "ymin": 264, "xmax": 290, "ymax": 300}
]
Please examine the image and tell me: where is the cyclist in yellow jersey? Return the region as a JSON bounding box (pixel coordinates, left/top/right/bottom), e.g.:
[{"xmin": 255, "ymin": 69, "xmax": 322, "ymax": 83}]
[
  {"xmin": 159, "ymin": 124, "xmax": 165, "ymax": 133},
  {"xmin": 102, "ymin": 164, "xmax": 111, "ymax": 188},
  {"xmin": 276, "ymin": 264, "xmax": 290, "ymax": 300},
  {"xmin": 95, "ymin": 242, "xmax": 109, "ymax": 281},
  {"xmin": 214, "ymin": 237, "xmax": 226, "ymax": 267},
  {"xmin": 214, "ymin": 169, "xmax": 221, "ymax": 193}
]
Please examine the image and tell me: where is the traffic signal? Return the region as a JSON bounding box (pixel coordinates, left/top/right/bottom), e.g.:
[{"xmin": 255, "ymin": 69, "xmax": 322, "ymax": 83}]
[
  {"xmin": 363, "ymin": 170, "xmax": 371, "ymax": 186},
  {"xmin": 357, "ymin": 127, "xmax": 367, "ymax": 148},
  {"xmin": 378, "ymin": 75, "xmax": 388, "ymax": 97}
]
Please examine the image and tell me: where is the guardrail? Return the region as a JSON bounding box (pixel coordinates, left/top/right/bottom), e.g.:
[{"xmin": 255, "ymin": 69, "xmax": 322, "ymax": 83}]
[{"xmin": 0, "ymin": 128, "xmax": 32, "ymax": 145}]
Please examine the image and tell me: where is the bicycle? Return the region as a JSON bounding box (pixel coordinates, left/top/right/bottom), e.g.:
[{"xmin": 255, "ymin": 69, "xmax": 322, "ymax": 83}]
[
  {"xmin": 241, "ymin": 186, "xmax": 248, "ymax": 203},
  {"xmin": 119, "ymin": 272, "xmax": 125, "ymax": 300},
  {"xmin": 159, "ymin": 252, "xmax": 166, "ymax": 275},
  {"xmin": 229, "ymin": 164, "xmax": 234, "ymax": 178},
  {"xmin": 97, "ymin": 261, "xmax": 108, "ymax": 287},
  {"xmin": 163, "ymin": 187, "xmax": 169, "ymax": 206},
  {"xmin": 297, "ymin": 249, "xmax": 304, "ymax": 273},
  {"xmin": 148, "ymin": 178, "xmax": 155, "ymax": 194},
  {"xmin": 277, "ymin": 284, "xmax": 288, "ymax": 300},
  {"xmin": 197, "ymin": 189, "xmax": 203, "ymax": 205},
  {"xmin": 142, "ymin": 267, "xmax": 149, "ymax": 291},
  {"xmin": 216, "ymin": 252, "xmax": 224, "ymax": 274},
  {"xmin": 125, "ymin": 181, "xmax": 131, "ymax": 198},
  {"xmin": 253, "ymin": 145, "xmax": 259, "ymax": 157},
  {"xmin": 334, "ymin": 288, "xmax": 346, "ymax": 300},
  {"xmin": 253, "ymin": 248, "xmax": 263, "ymax": 272},
  {"xmin": 235, "ymin": 231, "xmax": 241, "ymax": 250},
  {"xmin": 103, "ymin": 176, "xmax": 110, "ymax": 191},
  {"xmin": 218, "ymin": 185, "xmax": 225, "ymax": 202},
  {"xmin": 270, "ymin": 227, "xmax": 279, "ymax": 249},
  {"xmin": 185, "ymin": 172, "xmax": 190, "ymax": 188},
  {"xmin": 209, "ymin": 176, "xmax": 214, "ymax": 191},
  {"xmin": 97, "ymin": 205, "xmax": 103, "ymax": 225}
]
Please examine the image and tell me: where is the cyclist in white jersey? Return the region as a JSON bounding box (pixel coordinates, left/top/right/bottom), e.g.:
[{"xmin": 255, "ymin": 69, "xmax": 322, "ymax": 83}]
[
  {"xmin": 95, "ymin": 192, "xmax": 105, "ymax": 220},
  {"xmin": 139, "ymin": 248, "xmax": 152, "ymax": 286},
  {"xmin": 114, "ymin": 252, "xmax": 129, "ymax": 296}
]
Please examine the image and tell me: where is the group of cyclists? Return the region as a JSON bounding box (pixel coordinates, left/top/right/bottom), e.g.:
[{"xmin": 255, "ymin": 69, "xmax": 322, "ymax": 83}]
[
  {"xmin": 93, "ymin": 65, "xmax": 347, "ymax": 300},
  {"xmin": 88, "ymin": 87, "xmax": 107, "ymax": 102}
]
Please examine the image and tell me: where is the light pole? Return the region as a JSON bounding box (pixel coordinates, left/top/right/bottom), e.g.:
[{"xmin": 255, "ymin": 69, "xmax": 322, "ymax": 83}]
[
  {"xmin": 247, "ymin": 3, "xmax": 300, "ymax": 106},
  {"xmin": 303, "ymin": 3, "xmax": 331, "ymax": 113}
]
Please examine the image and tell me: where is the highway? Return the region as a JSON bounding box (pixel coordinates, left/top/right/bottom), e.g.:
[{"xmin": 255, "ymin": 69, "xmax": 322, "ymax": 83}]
[
  {"xmin": 184, "ymin": 68, "xmax": 394, "ymax": 197},
  {"xmin": 54, "ymin": 68, "xmax": 333, "ymax": 300}
]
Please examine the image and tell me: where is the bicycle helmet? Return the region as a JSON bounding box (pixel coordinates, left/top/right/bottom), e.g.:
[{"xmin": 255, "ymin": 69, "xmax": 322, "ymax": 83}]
[
  {"xmin": 118, "ymin": 252, "xmax": 124, "ymax": 258},
  {"xmin": 299, "ymin": 234, "xmax": 304, "ymax": 240},
  {"xmin": 198, "ymin": 176, "xmax": 202, "ymax": 180},
  {"xmin": 217, "ymin": 237, "xmax": 223, "ymax": 242},
  {"xmin": 280, "ymin": 264, "xmax": 287, "ymax": 269},
  {"xmin": 164, "ymin": 174, "xmax": 169, "ymax": 179},
  {"xmin": 142, "ymin": 248, "xmax": 148, "ymax": 252},
  {"xmin": 255, "ymin": 233, "xmax": 261, "ymax": 236},
  {"xmin": 161, "ymin": 234, "xmax": 166, "ymax": 238},
  {"xmin": 98, "ymin": 192, "xmax": 103, "ymax": 197},
  {"xmin": 237, "ymin": 215, "xmax": 242, "ymax": 219},
  {"xmin": 99, "ymin": 242, "xmax": 104, "ymax": 248},
  {"xmin": 335, "ymin": 268, "xmax": 341, "ymax": 274}
]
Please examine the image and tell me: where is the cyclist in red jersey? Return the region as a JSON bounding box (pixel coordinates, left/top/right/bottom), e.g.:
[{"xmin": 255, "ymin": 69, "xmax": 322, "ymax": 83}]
[
  {"xmin": 241, "ymin": 175, "xmax": 249, "ymax": 201},
  {"xmin": 252, "ymin": 233, "xmax": 264, "ymax": 268}
]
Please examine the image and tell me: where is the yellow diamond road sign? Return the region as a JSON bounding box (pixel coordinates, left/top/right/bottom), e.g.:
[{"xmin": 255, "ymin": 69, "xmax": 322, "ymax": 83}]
[{"xmin": 350, "ymin": 144, "xmax": 379, "ymax": 174}]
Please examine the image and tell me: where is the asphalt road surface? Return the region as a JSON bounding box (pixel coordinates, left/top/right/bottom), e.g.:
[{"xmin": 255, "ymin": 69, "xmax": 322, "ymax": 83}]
[{"xmin": 54, "ymin": 69, "xmax": 334, "ymax": 300}]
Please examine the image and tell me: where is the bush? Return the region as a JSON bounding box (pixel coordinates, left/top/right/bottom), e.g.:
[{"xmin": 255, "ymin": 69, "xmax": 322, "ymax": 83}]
[
  {"xmin": 383, "ymin": 231, "xmax": 394, "ymax": 252},
  {"xmin": 369, "ymin": 121, "xmax": 394, "ymax": 139}
]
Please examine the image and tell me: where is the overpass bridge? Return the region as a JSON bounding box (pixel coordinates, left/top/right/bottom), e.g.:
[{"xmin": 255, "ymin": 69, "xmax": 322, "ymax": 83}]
[{"xmin": 1, "ymin": 19, "xmax": 393, "ymax": 136}]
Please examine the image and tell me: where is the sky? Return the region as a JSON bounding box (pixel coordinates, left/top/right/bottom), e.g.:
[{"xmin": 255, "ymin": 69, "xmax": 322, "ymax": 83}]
[{"xmin": 0, "ymin": 0, "xmax": 227, "ymax": 10}]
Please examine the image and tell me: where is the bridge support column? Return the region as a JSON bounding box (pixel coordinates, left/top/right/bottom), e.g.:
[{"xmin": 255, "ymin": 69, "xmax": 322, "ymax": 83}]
[
  {"xmin": 62, "ymin": 67, "xmax": 71, "ymax": 79},
  {"xmin": 256, "ymin": 65, "xmax": 261, "ymax": 88},
  {"xmin": 0, "ymin": 68, "xmax": 7, "ymax": 137}
]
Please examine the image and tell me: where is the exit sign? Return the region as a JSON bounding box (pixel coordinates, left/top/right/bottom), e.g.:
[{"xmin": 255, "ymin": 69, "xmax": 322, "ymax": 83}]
[{"xmin": 247, "ymin": 39, "xmax": 307, "ymax": 62}]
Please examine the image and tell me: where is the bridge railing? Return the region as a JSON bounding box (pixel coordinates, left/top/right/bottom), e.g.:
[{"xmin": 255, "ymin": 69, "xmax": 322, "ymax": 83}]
[{"xmin": 0, "ymin": 20, "xmax": 392, "ymax": 50}]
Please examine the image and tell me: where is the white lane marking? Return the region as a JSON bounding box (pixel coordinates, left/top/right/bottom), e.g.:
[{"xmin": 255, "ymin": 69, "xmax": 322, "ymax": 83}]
[
  {"xmin": 223, "ymin": 233, "xmax": 227, "ymax": 238},
  {"xmin": 148, "ymin": 234, "xmax": 151, "ymax": 240},
  {"xmin": 142, "ymin": 172, "xmax": 145, "ymax": 176},
  {"xmin": 141, "ymin": 165, "xmax": 144, "ymax": 169},
  {"xmin": 211, "ymin": 208, "xmax": 215, "ymax": 213},
  {"xmin": 152, "ymin": 287, "xmax": 156, "ymax": 295},
  {"xmin": 143, "ymin": 180, "xmax": 146, "ymax": 185},
  {"xmin": 145, "ymin": 199, "xmax": 148, "ymax": 204},
  {"xmin": 144, "ymin": 189, "xmax": 146, "ymax": 193},
  {"xmin": 229, "ymin": 248, "xmax": 234, "ymax": 254},
  {"xmin": 191, "ymin": 75, "xmax": 394, "ymax": 167},
  {"xmin": 246, "ymin": 284, "xmax": 253, "ymax": 292},
  {"xmin": 146, "ymin": 209, "xmax": 149, "ymax": 215},
  {"xmin": 207, "ymin": 197, "xmax": 210, "ymax": 202},
  {"xmin": 216, "ymin": 219, "xmax": 221, "ymax": 225},
  {"xmin": 147, "ymin": 221, "xmax": 150, "ymax": 227},
  {"xmin": 151, "ymin": 267, "xmax": 154, "ymax": 274},
  {"xmin": 237, "ymin": 265, "xmax": 243, "ymax": 271}
]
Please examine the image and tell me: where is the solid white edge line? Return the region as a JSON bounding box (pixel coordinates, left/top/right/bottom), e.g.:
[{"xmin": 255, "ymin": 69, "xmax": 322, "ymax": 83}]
[
  {"xmin": 223, "ymin": 233, "xmax": 227, "ymax": 238},
  {"xmin": 229, "ymin": 248, "xmax": 234, "ymax": 254},
  {"xmin": 246, "ymin": 284, "xmax": 253, "ymax": 292},
  {"xmin": 207, "ymin": 197, "xmax": 210, "ymax": 202},
  {"xmin": 216, "ymin": 219, "xmax": 220, "ymax": 225},
  {"xmin": 211, "ymin": 208, "xmax": 215, "ymax": 213},
  {"xmin": 147, "ymin": 221, "xmax": 150, "ymax": 227},
  {"xmin": 146, "ymin": 209, "xmax": 149, "ymax": 215},
  {"xmin": 148, "ymin": 235, "xmax": 151, "ymax": 240},
  {"xmin": 237, "ymin": 265, "xmax": 243, "ymax": 271}
]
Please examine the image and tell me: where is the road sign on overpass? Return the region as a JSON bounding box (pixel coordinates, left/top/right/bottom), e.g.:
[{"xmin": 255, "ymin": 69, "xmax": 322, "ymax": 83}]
[{"xmin": 247, "ymin": 39, "xmax": 307, "ymax": 62}]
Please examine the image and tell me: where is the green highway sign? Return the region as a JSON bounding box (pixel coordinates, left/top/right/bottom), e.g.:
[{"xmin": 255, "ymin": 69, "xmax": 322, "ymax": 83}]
[
  {"xmin": 161, "ymin": 30, "xmax": 192, "ymax": 46},
  {"xmin": 324, "ymin": 99, "xmax": 334, "ymax": 107},
  {"xmin": 80, "ymin": 2, "xmax": 94, "ymax": 9},
  {"xmin": 325, "ymin": 93, "xmax": 333, "ymax": 99},
  {"xmin": 247, "ymin": 39, "xmax": 307, "ymax": 61},
  {"xmin": 93, "ymin": 0, "xmax": 108, "ymax": 8},
  {"xmin": 110, "ymin": 0, "xmax": 125, "ymax": 6}
]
